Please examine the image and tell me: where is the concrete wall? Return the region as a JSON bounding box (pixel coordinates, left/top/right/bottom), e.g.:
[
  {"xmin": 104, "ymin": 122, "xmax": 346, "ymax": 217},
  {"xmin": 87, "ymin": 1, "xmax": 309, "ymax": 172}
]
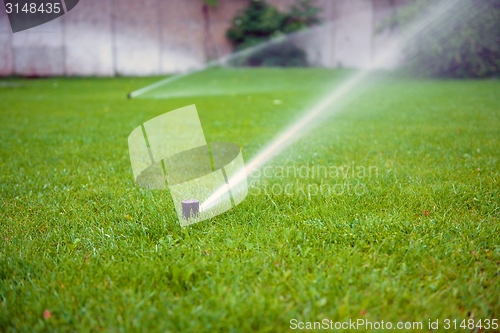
[
  {"xmin": 372, "ymin": 0, "xmax": 405, "ymax": 69},
  {"xmin": 64, "ymin": 0, "xmax": 114, "ymax": 76},
  {"xmin": 161, "ymin": 0, "xmax": 218, "ymax": 72},
  {"xmin": 0, "ymin": 7, "xmax": 13, "ymax": 76},
  {"xmin": 0, "ymin": 0, "xmax": 405, "ymax": 76},
  {"xmin": 332, "ymin": 0, "xmax": 374, "ymax": 68}
]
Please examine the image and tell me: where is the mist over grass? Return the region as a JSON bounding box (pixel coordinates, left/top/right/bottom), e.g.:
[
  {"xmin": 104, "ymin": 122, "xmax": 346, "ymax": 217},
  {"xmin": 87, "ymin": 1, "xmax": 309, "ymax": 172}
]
[{"xmin": 0, "ymin": 69, "xmax": 499, "ymax": 331}]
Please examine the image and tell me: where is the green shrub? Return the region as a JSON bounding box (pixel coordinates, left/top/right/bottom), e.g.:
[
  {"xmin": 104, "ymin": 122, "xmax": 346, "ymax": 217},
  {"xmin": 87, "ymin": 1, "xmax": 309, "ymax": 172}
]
[
  {"xmin": 226, "ymin": 0, "xmax": 321, "ymax": 67},
  {"xmin": 246, "ymin": 42, "xmax": 308, "ymax": 67},
  {"xmin": 380, "ymin": 0, "xmax": 500, "ymax": 78}
]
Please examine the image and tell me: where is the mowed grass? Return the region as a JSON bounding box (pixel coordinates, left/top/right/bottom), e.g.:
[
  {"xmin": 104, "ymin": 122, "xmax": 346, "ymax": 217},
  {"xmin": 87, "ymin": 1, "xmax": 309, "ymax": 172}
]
[{"xmin": 0, "ymin": 68, "xmax": 499, "ymax": 332}]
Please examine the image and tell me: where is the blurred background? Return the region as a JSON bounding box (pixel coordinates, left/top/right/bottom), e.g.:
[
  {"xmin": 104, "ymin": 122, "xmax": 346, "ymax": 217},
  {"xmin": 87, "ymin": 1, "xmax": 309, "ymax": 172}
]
[
  {"xmin": 0, "ymin": 0, "xmax": 407, "ymax": 76},
  {"xmin": 0, "ymin": 0, "xmax": 498, "ymax": 78}
]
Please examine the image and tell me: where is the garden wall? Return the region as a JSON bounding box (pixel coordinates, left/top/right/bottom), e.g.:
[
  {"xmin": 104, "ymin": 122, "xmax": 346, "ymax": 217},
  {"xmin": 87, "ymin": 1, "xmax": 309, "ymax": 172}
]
[{"xmin": 0, "ymin": 0, "xmax": 404, "ymax": 76}]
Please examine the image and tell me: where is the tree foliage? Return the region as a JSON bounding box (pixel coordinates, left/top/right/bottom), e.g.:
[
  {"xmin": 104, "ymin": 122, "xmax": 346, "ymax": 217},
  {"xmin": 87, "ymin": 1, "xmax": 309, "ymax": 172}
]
[
  {"xmin": 381, "ymin": 0, "xmax": 500, "ymax": 78},
  {"xmin": 226, "ymin": 0, "xmax": 322, "ymax": 67},
  {"xmin": 201, "ymin": 0, "xmax": 218, "ymax": 6}
]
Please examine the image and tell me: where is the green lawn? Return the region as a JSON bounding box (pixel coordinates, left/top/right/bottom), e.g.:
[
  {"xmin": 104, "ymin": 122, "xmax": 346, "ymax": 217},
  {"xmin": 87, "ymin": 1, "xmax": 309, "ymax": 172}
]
[{"xmin": 0, "ymin": 69, "xmax": 499, "ymax": 332}]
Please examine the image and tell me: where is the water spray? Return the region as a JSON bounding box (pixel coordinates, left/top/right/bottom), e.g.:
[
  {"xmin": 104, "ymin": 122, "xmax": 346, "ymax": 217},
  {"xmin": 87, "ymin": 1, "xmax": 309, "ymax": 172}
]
[
  {"xmin": 127, "ymin": 25, "xmax": 329, "ymax": 99},
  {"xmin": 128, "ymin": 0, "xmax": 470, "ymax": 217},
  {"xmin": 199, "ymin": 0, "xmax": 459, "ymax": 212}
]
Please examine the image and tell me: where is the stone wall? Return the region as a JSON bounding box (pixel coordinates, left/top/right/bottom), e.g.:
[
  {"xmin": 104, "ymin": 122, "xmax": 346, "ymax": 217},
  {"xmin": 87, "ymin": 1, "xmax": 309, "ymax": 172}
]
[
  {"xmin": 0, "ymin": 0, "xmax": 405, "ymax": 76},
  {"xmin": 0, "ymin": 7, "xmax": 14, "ymax": 76}
]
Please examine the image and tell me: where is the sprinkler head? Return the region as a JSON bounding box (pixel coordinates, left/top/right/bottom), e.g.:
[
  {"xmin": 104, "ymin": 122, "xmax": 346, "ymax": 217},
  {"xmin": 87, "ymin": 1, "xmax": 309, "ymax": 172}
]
[{"xmin": 181, "ymin": 199, "xmax": 200, "ymax": 219}]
